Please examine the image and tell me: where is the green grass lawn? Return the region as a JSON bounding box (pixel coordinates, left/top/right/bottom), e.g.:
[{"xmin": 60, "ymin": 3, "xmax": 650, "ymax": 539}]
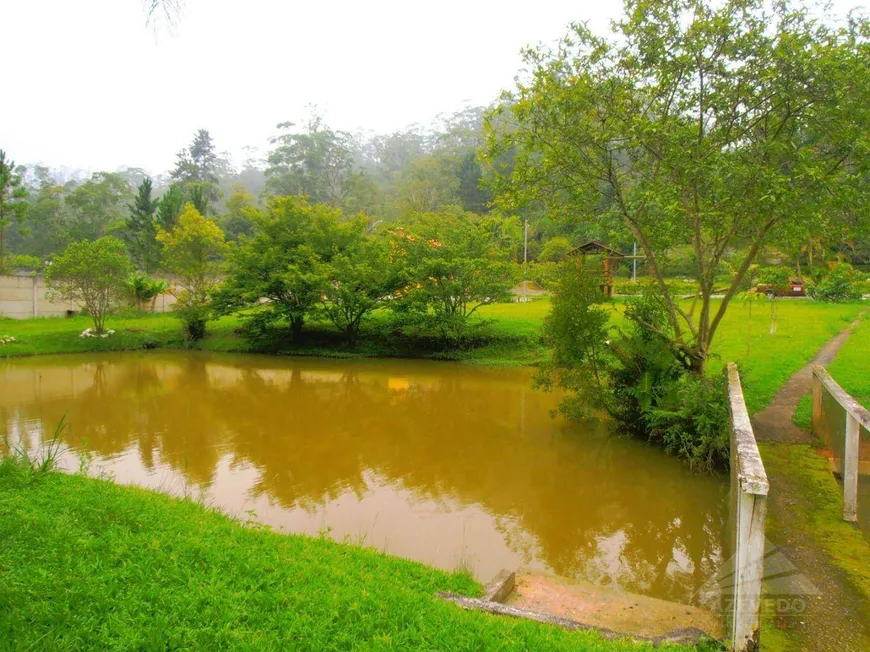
[
  {"xmin": 704, "ymin": 299, "xmax": 864, "ymax": 413},
  {"xmin": 825, "ymin": 314, "xmax": 870, "ymax": 405},
  {"xmin": 0, "ymin": 459, "xmax": 677, "ymax": 651},
  {"xmin": 602, "ymin": 298, "xmax": 863, "ymax": 413},
  {"xmin": 1, "ymin": 297, "xmax": 864, "ymax": 412}
]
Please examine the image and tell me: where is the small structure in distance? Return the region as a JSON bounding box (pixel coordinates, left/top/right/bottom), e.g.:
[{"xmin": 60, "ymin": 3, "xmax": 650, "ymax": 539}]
[{"xmin": 563, "ymin": 240, "xmax": 629, "ymax": 298}]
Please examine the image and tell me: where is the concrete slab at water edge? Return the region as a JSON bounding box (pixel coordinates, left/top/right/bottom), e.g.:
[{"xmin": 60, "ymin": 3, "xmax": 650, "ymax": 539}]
[{"xmin": 504, "ymin": 570, "xmax": 724, "ymax": 641}]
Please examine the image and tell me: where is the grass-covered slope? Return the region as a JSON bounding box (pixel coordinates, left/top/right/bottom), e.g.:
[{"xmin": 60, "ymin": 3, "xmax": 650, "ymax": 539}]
[{"xmin": 0, "ymin": 460, "xmax": 658, "ymax": 651}]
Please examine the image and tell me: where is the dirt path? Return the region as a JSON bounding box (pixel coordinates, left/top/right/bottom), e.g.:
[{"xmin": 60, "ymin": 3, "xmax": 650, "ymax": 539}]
[
  {"xmin": 752, "ymin": 314, "xmax": 865, "ymax": 443},
  {"xmin": 751, "ymin": 313, "xmax": 870, "ymax": 650}
]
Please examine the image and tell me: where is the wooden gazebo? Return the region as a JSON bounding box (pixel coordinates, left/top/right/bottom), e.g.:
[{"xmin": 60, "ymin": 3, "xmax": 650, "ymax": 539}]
[{"xmin": 562, "ymin": 240, "xmax": 627, "ymax": 298}]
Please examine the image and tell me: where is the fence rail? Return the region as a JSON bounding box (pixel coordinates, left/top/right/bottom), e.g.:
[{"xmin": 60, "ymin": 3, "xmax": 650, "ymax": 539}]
[
  {"xmin": 727, "ymin": 363, "xmax": 769, "ymax": 651},
  {"xmin": 812, "ymin": 365, "xmax": 870, "ymax": 523}
]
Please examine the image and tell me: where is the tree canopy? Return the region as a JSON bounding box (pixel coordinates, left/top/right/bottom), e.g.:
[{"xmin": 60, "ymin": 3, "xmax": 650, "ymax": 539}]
[
  {"xmin": 485, "ymin": 0, "xmax": 870, "ymax": 371},
  {"xmin": 45, "ymin": 237, "xmax": 133, "ymax": 333}
]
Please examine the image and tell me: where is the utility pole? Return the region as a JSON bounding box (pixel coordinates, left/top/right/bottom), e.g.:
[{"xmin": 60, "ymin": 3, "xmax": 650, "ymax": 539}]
[
  {"xmin": 523, "ymin": 218, "xmax": 529, "ymax": 301},
  {"xmin": 523, "ymin": 219, "xmax": 528, "ymax": 264},
  {"xmin": 632, "ymin": 241, "xmax": 637, "ymax": 282}
]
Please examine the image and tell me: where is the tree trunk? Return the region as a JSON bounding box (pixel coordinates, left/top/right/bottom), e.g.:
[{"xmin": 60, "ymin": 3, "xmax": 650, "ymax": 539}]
[{"xmin": 290, "ymin": 316, "xmax": 304, "ymax": 342}]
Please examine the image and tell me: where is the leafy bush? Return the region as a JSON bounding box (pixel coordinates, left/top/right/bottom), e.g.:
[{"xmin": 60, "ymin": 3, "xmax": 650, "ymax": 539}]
[
  {"xmin": 645, "ymin": 374, "xmax": 730, "ymax": 469},
  {"xmin": 538, "ymin": 236, "xmax": 573, "ymax": 263},
  {"xmin": 523, "ymin": 261, "xmax": 560, "ymax": 290},
  {"xmin": 7, "ymin": 254, "xmax": 43, "ymax": 271},
  {"xmin": 538, "ymin": 266, "xmax": 730, "ymax": 470},
  {"xmin": 755, "ymin": 266, "xmax": 793, "ymax": 293},
  {"xmin": 125, "ymin": 272, "xmax": 167, "ymax": 312},
  {"xmin": 807, "ymin": 263, "xmax": 863, "ymax": 302},
  {"xmin": 388, "ymin": 211, "xmax": 516, "ymax": 340},
  {"xmin": 613, "ymin": 278, "xmax": 699, "ymax": 297}
]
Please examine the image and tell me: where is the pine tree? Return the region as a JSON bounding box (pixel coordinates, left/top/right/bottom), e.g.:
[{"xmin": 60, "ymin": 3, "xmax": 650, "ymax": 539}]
[
  {"xmin": 157, "ymin": 184, "xmax": 185, "ymax": 231},
  {"xmin": 125, "ymin": 178, "xmax": 160, "ymax": 271},
  {"xmin": 456, "ymin": 152, "xmax": 491, "ymax": 214},
  {"xmin": 171, "ymin": 129, "xmax": 220, "ymax": 210}
]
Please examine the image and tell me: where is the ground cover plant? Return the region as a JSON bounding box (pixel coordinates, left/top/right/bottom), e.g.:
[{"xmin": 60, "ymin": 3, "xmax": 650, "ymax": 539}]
[{"xmin": 0, "ymin": 453, "xmax": 698, "ymax": 651}]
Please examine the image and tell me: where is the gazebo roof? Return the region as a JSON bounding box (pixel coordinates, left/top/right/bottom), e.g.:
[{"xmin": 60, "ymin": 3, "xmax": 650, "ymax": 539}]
[{"xmin": 563, "ymin": 240, "xmax": 626, "ymax": 258}]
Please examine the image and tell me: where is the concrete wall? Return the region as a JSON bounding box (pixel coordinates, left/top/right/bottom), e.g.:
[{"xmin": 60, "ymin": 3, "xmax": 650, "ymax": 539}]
[{"xmin": 0, "ymin": 273, "xmax": 177, "ymax": 319}]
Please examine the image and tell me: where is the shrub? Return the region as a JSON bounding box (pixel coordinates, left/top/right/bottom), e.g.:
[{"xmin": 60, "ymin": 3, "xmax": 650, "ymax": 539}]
[
  {"xmin": 7, "ymin": 254, "xmax": 42, "ymax": 271},
  {"xmin": 807, "ymin": 263, "xmax": 863, "ymax": 302},
  {"xmin": 754, "ymin": 266, "xmax": 793, "ymax": 292},
  {"xmin": 125, "ymin": 272, "xmax": 167, "ymax": 312},
  {"xmin": 538, "ymin": 267, "xmax": 730, "ymax": 470},
  {"xmin": 538, "ymin": 237, "xmax": 573, "ymax": 263},
  {"xmin": 524, "ymin": 261, "xmax": 560, "ymax": 290}
]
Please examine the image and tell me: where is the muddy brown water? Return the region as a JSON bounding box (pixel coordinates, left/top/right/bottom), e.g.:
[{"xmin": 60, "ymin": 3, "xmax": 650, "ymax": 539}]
[{"xmin": 1, "ymin": 352, "xmax": 727, "ymax": 607}]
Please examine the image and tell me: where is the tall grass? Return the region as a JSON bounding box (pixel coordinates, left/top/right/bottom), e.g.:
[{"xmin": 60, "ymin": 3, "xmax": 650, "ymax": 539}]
[{"xmin": 0, "ymin": 413, "xmax": 69, "ymax": 479}]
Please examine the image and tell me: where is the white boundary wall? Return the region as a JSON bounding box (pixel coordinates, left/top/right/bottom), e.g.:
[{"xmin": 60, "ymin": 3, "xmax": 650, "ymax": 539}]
[
  {"xmin": 0, "ymin": 273, "xmax": 177, "ymax": 319},
  {"xmin": 727, "ymin": 363, "xmax": 770, "ymax": 651}
]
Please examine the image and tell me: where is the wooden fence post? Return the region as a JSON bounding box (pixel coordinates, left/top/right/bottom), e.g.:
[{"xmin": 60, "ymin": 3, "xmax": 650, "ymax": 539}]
[
  {"xmin": 844, "ymin": 414, "xmax": 860, "ymax": 523},
  {"xmin": 812, "ymin": 367, "xmax": 822, "ymax": 437}
]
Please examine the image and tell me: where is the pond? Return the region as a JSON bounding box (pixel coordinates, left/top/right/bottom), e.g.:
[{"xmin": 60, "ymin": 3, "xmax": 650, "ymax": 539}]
[{"xmin": 1, "ymin": 352, "xmax": 727, "ymax": 606}]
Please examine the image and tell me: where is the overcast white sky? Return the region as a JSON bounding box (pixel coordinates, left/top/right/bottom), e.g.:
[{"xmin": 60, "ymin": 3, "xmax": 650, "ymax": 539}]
[
  {"xmin": 0, "ymin": 0, "xmax": 619, "ymax": 175},
  {"xmin": 1, "ymin": 0, "xmax": 862, "ymax": 176}
]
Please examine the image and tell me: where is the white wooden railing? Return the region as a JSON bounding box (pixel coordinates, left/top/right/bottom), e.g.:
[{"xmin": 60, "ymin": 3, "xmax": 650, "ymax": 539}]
[
  {"xmin": 812, "ymin": 365, "xmax": 870, "ymax": 523},
  {"xmin": 727, "ymin": 363, "xmax": 770, "ymax": 651}
]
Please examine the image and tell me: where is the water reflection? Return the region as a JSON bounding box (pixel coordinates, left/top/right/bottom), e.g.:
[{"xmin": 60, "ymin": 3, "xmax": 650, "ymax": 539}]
[{"xmin": 1, "ymin": 352, "xmax": 727, "ymax": 605}]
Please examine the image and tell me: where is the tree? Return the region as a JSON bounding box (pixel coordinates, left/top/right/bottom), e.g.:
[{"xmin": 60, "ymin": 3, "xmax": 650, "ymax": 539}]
[
  {"xmin": 19, "ymin": 167, "xmax": 69, "ymax": 257},
  {"xmin": 321, "ymin": 223, "xmax": 401, "ymax": 343},
  {"xmin": 219, "ymin": 196, "xmax": 339, "ymax": 341},
  {"xmin": 157, "ymin": 204, "xmax": 227, "ymax": 340},
  {"xmin": 125, "ymin": 178, "xmax": 160, "ymax": 271},
  {"xmin": 456, "ymin": 152, "xmax": 491, "ymax": 214},
  {"xmin": 393, "ymin": 155, "xmax": 459, "ymax": 216},
  {"xmin": 157, "ymin": 183, "xmax": 185, "ymax": 231},
  {"xmin": 0, "ymin": 151, "xmax": 28, "ymax": 273},
  {"xmin": 219, "ymin": 186, "xmax": 257, "ymax": 241},
  {"xmin": 171, "ymin": 129, "xmax": 221, "ymax": 208},
  {"xmin": 390, "ymin": 210, "xmax": 516, "ymax": 338},
  {"xmin": 65, "ymin": 172, "xmax": 132, "ymax": 242},
  {"xmin": 485, "ymin": 0, "xmax": 870, "ymax": 373},
  {"xmin": 45, "ymin": 238, "xmax": 133, "ymax": 333},
  {"xmin": 539, "ymin": 237, "xmax": 573, "ymax": 263},
  {"xmin": 265, "ymin": 115, "xmax": 355, "ymax": 207}
]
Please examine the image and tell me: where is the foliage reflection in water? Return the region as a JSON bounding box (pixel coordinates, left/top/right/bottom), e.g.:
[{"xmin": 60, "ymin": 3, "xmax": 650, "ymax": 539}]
[{"xmin": 1, "ymin": 351, "xmax": 727, "ymax": 606}]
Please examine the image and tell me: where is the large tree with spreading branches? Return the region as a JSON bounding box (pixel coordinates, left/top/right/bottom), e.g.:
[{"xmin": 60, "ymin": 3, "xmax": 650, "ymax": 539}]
[{"xmin": 485, "ymin": 0, "xmax": 870, "ymax": 373}]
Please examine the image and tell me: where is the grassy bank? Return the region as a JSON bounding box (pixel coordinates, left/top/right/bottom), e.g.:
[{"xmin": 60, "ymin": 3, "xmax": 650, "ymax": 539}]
[
  {"xmin": 0, "ymin": 301, "xmax": 552, "ymax": 366},
  {"xmin": 1, "ymin": 297, "xmax": 863, "ymax": 411},
  {"xmin": 0, "ymin": 458, "xmax": 677, "ymax": 651}
]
